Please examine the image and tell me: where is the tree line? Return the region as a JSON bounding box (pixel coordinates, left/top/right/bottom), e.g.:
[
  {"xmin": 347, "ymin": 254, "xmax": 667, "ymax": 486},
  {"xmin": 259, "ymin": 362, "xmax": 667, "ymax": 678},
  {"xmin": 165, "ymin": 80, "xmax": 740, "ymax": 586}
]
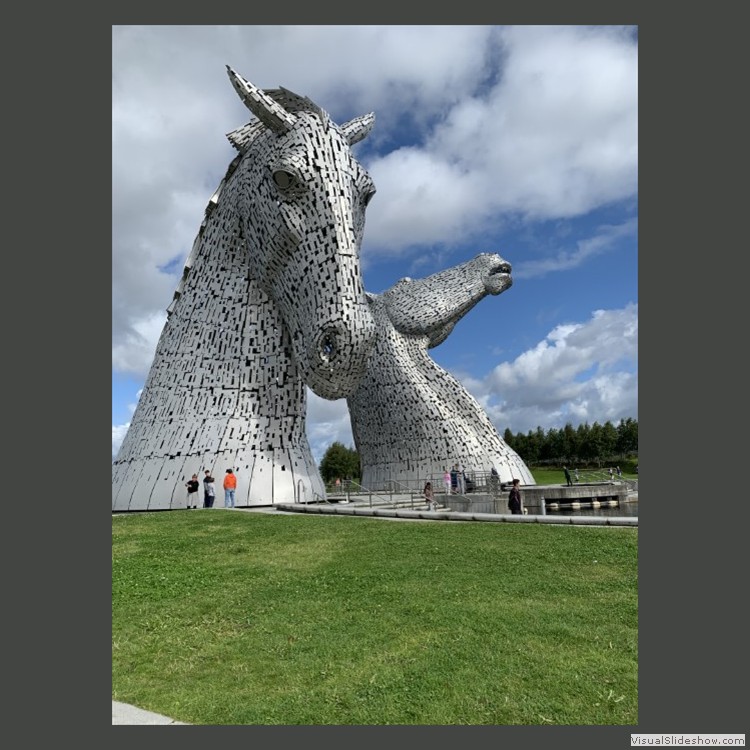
[
  {"xmin": 319, "ymin": 418, "xmax": 638, "ymax": 482},
  {"xmin": 502, "ymin": 417, "xmax": 638, "ymax": 468}
]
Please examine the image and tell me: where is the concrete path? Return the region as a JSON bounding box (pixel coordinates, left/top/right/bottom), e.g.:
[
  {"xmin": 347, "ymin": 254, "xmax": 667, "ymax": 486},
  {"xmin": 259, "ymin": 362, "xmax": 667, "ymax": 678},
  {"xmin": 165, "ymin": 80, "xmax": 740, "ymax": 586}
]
[{"xmin": 112, "ymin": 700, "xmax": 188, "ymax": 725}]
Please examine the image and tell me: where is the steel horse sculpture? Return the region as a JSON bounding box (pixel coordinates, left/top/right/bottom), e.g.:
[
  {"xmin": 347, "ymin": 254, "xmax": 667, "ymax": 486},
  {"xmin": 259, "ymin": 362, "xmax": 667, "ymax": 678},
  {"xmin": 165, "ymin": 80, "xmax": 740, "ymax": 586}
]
[
  {"xmin": 348, "ymin": 253, "xmax": 536, "ymax": 490},
  {"xmin": 112, "ymin": 67, "xmax": 377, "ymax": 511}
]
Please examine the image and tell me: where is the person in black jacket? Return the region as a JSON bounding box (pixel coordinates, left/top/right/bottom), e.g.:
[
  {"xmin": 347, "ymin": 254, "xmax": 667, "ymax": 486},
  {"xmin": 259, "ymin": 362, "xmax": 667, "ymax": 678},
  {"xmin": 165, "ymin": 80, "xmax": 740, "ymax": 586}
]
[
  {"xmin": 508, "ymin": 478, "xmax": 522, "ymax": 515},
  {"xmin": 202, "ymin": 470, "xmax": 216, "ymax": 508},
  {"xmin": 185, "ymin": 474, "xmax": 200, "ymax": 509}
]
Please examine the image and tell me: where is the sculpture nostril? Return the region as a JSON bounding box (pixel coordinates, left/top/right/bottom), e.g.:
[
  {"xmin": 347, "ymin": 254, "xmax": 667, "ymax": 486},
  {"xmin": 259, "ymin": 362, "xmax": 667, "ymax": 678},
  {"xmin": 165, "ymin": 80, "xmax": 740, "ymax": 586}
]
[
  {"xmin": 490, "ymin": 262, "xmax": 511, "ymax": 275},
  {"xmin": 319, "ymin": 332, "xmax": 338, "ymax": 363}
]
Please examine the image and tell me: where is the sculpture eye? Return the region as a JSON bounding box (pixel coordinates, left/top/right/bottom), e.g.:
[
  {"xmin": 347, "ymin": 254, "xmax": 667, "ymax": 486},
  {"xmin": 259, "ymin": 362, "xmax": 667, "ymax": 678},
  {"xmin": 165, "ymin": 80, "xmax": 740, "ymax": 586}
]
[{"xmin": 272, "ymin": 170, "xmax": 296, "ymax": 189}]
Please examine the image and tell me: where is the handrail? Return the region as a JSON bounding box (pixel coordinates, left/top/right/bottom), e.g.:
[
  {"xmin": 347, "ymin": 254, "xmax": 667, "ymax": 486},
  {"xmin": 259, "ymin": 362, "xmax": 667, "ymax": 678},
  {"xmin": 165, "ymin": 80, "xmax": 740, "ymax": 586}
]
[
  {"xmin": 327, "ymin": 479, "xmax": 429, "ymax": 510},
  {"xmin": 389, "ymin": 480, "xmax": 423, "ymax": 509},
  {"xmin": 574, "ymin": 470, "xmax": 637, "ymax": 491}
]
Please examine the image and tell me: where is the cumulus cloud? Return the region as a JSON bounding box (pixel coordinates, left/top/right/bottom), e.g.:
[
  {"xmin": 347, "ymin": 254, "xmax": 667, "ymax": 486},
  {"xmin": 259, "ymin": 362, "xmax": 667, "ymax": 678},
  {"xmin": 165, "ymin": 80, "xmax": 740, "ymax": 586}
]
[
  {"xmin": 112, "ymin": 423, "xmax": 130, "ymax": 460},
  {"xmin": 362, "ymin": 25, "xmax": 637, "ymax": 254},
  {"xmin": 112, "ymin": 310, "xmax": 167, "ymax": 377},
  {"xmin": 305, "ymin": 392, "xmax": 356, "ymax": 464},
  {"xmin": 112, "ymin": 389, "xmax": 144, "ymax": 459},
  {"xmin": 463, "ymin": 303, "xmax": 638, "ymax": 435}
]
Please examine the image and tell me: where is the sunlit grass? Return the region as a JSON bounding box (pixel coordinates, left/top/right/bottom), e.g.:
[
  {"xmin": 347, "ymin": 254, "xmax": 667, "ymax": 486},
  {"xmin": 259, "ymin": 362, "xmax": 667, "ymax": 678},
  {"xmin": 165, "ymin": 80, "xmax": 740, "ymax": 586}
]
[{"xmin": 113, "ymin": 512, "xmax": 637, "ymax": 725}]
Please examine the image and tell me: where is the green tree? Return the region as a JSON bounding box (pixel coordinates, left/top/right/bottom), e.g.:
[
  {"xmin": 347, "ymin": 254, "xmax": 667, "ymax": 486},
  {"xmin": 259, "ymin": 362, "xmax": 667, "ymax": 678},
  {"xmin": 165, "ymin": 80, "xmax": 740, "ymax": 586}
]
[
  {"xmin": 563, "ymin": 422, "xmax": 578, "ymax": 463},
  {"xmin": 616, "ymin": 417, "xmax": 638, "ymax": 456},
  {"xmin": 522, "ymin": 427, "xmax": 543, "ymax": 465},
  {"xmin": 508, "ymin": 418, "xmax": 637, "ymax": 468},
  {"xmin": 541, "ymin": 427, "xmax": 558, "ymax": 463},
  {"xmin": 319, "ymin": 442, "xmax": 360, "ymax": 483},
  {"xmin": 588, "ymin": 422, "xmax": 605, "ymax": 466},
  {"xmin": 576, "ymin": 423, "xmax": 593, "ymax": 463},
  {"xmin": 601, "ymin": 420, "xmax": 618, "ymax": 460}
]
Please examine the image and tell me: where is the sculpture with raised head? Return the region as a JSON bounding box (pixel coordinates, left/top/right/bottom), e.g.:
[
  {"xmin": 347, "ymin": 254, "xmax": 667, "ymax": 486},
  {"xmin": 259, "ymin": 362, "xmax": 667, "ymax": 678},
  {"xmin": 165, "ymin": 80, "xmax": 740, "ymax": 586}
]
[{"xmin": 348, "ymin": 253, "xmax": 535, "ymax": 490}]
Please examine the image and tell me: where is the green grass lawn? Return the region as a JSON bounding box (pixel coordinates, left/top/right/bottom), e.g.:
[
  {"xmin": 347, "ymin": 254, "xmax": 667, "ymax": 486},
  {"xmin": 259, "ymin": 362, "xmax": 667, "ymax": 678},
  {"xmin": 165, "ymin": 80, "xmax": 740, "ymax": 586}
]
[
  {"xmin": 530, "ymin": 468, "xmax": 636, "ymax": 485},
  {"xmin": 112, "ymin": 511, "xmax": 638, "ymax": 725}
]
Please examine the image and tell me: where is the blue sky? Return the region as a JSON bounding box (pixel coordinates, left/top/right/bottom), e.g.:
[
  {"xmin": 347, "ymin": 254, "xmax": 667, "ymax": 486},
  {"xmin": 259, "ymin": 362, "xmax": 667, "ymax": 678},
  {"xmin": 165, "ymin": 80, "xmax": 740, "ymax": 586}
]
[{"xmin": 112, "ymin": 25, "xmax": 638, "ymax": 464}]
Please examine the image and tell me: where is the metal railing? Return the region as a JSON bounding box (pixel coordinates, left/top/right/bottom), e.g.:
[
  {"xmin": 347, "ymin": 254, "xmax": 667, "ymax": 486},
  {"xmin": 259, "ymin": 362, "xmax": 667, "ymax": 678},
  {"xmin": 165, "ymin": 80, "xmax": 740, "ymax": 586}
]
[
  {"xmin": 319, "ymin": 469, "xmax": 637, "ymax": 509},
  {"xmin": 323, "ymin": 472, "xmax": 507, "ymax": 506},
  {"xmin": 573, "ymin": 469, "xmax": 637, "ymax": 491},
  {"xmin": 323, "ymin": 479, "xmax": 444, "ymax": 510}
]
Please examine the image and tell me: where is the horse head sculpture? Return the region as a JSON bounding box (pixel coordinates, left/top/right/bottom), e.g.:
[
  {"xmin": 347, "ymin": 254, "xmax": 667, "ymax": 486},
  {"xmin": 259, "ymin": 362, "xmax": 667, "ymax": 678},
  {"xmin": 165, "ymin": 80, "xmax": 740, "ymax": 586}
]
[
  {"xmin": 225, "ymin": 66, "xmax": 376, "ymax": 398},
  {"xmin": 113, "ymin": 69, "xmax": 377, "ymax": 510},
  {"xmin": 348, "ymin": 253, "xmax": 536, "ymax": 490}
]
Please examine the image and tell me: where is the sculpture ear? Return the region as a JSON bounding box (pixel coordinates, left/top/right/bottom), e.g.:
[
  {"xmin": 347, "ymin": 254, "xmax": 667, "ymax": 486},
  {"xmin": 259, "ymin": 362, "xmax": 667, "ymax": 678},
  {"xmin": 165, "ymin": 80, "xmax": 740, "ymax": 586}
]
[
  {"xmin": 340, "ymin": 112, "xmax": 375, "ymax": 145},
  {"xmin": 226, "ymin": 121, "xmax": 266, "ymax": 153}
]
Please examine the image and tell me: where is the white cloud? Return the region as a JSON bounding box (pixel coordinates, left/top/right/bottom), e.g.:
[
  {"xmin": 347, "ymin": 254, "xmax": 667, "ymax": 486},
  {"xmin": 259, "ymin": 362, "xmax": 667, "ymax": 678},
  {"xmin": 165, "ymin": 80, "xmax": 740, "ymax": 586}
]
[
  {"xmin": 112, "ymin": 389, "xmax": 143, "ymax": 459},
  {"xmin": 305, "ymin": 392, "xmax": 356, "ymax": 464},
  {"xmin": 463, "ymin": 303, "xmax": 638, "ymax": 434},
  {"xmin": 112, "ymin": 423, "xmax": 130, "ymax": 459},
  {"xmin": 112, "ymin": 310, "xmax": 167, "ymax": 377},
  {"xmin": 362, "ymin": 25, "xmax": 637, "ymax": 253}
]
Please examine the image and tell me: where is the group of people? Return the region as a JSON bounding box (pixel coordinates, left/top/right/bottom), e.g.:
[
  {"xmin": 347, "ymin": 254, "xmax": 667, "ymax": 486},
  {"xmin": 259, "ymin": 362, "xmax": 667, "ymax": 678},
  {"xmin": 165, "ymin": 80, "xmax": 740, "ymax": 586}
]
[
  {"xmin": 442, "ymin": 464, "xmax": 467, "ymax": 495},
  {"xmin": 608, "ymin": 466, "xmax": 623, "ymax": 480},
  {"xmin": 185, "ymin": 468, "xmax": 237, "ymax": 509}
]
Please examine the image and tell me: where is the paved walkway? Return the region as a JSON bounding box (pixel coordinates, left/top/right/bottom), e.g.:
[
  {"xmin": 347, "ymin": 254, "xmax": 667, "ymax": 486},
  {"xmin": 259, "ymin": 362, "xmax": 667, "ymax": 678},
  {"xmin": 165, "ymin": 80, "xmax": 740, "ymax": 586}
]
[{"xmin": 112, "ymin": 700, "xmax": 188, "ymax": 725}]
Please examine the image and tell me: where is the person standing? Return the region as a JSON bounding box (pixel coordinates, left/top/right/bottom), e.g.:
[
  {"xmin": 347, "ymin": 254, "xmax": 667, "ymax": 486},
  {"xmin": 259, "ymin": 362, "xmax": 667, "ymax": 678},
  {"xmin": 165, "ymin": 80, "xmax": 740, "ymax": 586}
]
[
  {"xmin": 456, "ymin": 463, "xmax": 466, "ymax": 495},
  {"xmin": 203, "ymin": 470, "xmax": 216, "ymax": 508},
  {"xmin": 574, "ymin": 468, "xmax": 579, "ymax": 483},
  {"xmin": 223, "ymin": 468, "xmax": 237, "ymax": 508},
  {"xmin": 185, "ymin": 474, "xmax": 200, "ymax": 509},
  {"xmin": 423, "ymin": 481, "xmax": 435, "ymax": 511},
  {"xmin": 563, "ymin": 466, "xmax": 573, "ymax": 486},
  {"xmin": 507, "ymin": 478, "xmax": 523, "ymax": 515},
  {"xmin": 489, "ymin": 466, "xmax": 500, "ymax": 493},
  {"xmin": 443, "ymin": 468, "xmax": 452, "ymax": 495}
]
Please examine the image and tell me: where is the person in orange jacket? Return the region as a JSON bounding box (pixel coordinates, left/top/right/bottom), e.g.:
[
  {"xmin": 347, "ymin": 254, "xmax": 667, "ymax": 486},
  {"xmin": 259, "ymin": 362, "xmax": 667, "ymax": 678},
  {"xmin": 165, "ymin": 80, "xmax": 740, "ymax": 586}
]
[{"xmin": 223, "ymin": 468, "xmax": 237, "ymax": 508}]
